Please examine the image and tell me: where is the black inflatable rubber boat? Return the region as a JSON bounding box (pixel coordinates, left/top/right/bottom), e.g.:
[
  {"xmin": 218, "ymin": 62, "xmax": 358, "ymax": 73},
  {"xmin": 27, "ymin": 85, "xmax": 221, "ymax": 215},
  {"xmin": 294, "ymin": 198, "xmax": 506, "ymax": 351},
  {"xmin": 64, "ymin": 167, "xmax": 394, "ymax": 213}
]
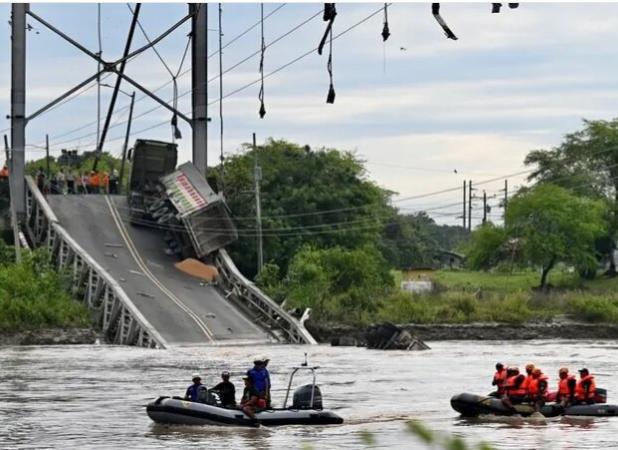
[
  {"xmin": 451, "ymin": 392, "xmax": 618, "ymax": 418},
  {"xmin": 147, "ymin": 364, "xmax": 343, "ymax": 427}
]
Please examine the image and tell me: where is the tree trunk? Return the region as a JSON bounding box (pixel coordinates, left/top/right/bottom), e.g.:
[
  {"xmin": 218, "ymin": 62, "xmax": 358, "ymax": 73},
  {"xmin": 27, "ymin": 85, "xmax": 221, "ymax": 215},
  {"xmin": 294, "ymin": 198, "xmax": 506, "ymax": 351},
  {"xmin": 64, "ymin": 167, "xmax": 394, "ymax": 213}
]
[{"xmin": 539, "ymin": 257, "xmax": 556, "ymax": 290}]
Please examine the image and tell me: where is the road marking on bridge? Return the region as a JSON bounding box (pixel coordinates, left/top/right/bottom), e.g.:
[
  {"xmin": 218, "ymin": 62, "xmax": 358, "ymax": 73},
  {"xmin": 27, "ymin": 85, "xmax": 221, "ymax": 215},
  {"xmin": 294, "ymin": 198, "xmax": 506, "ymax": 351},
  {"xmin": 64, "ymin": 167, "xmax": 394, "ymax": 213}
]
[{"xmin": 104, "ymin": 196, "xmax": 216, "ymax": 343}]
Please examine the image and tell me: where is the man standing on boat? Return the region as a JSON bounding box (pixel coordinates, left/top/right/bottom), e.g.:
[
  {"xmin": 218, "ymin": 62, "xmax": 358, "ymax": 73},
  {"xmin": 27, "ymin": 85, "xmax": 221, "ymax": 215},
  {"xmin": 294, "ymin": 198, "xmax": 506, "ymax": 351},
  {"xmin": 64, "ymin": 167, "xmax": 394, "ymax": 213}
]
[
  {"xmin": 211, "ymin": 371, "xmax": 236, "ymax": 407},
  {"xmin": 247, "ymin": 357, "xmax": 271, "ymax": 407}
]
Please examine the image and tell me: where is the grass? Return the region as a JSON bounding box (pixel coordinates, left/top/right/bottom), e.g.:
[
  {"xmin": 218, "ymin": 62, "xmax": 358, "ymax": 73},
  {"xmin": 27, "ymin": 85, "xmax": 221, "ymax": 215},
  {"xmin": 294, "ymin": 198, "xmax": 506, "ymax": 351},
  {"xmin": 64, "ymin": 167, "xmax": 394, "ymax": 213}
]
[{"xmin": 379, "ymin": 269, "xmax": 618, "ymax": 325}]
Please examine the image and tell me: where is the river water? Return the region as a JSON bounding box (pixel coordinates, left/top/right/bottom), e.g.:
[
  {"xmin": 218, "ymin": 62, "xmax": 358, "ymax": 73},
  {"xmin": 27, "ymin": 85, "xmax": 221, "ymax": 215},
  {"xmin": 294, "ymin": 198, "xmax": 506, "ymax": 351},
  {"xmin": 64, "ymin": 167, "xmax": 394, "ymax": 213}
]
[{"xmin": 2, "ymin": 340, "xmax": 618, "ymax": 449}]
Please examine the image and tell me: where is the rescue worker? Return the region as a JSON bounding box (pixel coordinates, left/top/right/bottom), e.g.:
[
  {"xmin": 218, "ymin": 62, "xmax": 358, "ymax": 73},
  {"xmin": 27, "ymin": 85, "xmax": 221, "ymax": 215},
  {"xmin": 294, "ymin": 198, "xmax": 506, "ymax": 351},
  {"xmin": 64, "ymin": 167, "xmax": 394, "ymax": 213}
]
[
  {"xmin": 240, "ymin": 375, "xmax": 263, "ymax": 423},
  {"xmin": 575, "ymin": 368, "xmax": 596, "ymax": 404},
  {"xmin": 527, "ymin": 368, "xmax": 548, "ymax": 412},
  {"xmin": 521, "ymin": 363, "xmax": 535, "ymax": 393},
  {"xmin": 502, "ymin": 366, "xmax": 527, "ymax": 410},
  {"xmin": 185, "ymin": 373, "xmax": 207, "ymax": 403},
  {"xmin": 0, "ymin": 165, "xmax": 8, "ymax": 178},
  {"xmin": 81, "ymin": 172, "xmax": 90, "ymax": 194},
  {"xmin": 247, "ymin": 357, "xmax": 270, "ymax": 404},
  {"xmin": 491, "ymin": 362, "xmax": 507, "ymax": 397},
  {"xmin": 556, "ymin": 367, "xmax": 576, "ymax": 407},
  {"xmin": 66, "ymin": 170, "xmax": 75, "ymax": 194},
  {"xmin": 102, "ymin": 171, "xmax": 110, "ymax": 194},
  {"xmin": 89, "ymin": 171, "xmax": 100, "ymax": 194},
  {"xmin": 211, "ymin": 371, "xmax": 236, "ymax": 407}
]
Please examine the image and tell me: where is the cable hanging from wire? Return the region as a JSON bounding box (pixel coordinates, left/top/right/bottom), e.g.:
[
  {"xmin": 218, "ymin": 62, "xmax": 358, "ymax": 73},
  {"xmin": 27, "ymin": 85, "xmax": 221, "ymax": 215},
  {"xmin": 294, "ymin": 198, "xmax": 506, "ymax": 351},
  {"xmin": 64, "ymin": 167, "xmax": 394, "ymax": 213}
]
[
  {"xmin": 382, "ymin": 3, "xmax": 390, "ymax": 41},
  {"xmin": 218, "ymin": 3, "xmax": 226, "ymax": 191},
  {"xmin": 258, "ymin": 3, "xmax": 266, "ymax": 118},
  {"xmin": 431, "ymin": 3, "xmax": 458, "ymax": 40},
  {"xmin": 318, "ymin": 4, "xmax": 337, "ymax": 104}
]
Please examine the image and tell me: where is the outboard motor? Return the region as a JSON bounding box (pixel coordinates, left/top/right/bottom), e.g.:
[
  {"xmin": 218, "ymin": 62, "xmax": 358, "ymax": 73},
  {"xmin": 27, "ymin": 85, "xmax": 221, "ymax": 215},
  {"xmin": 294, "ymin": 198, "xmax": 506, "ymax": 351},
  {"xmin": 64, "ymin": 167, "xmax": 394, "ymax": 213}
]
[{"xmin": 292, "ymin": 384, "xmax": 323, "ymax": 410}]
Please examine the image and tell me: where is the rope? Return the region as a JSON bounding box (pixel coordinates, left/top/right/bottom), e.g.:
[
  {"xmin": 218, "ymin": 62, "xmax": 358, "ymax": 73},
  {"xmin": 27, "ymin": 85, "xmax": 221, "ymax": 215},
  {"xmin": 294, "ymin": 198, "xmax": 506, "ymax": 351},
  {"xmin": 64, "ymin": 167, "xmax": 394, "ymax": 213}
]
[
  {"xmin": 318, "ymin": 3, "xmax": 337, "ymax": 55},
  {"xmin": 218, "ymin": 3, "xmax": 225, "ymax": 191},
  {"xmin": 326, "ymin": 25, "xmax": 335, "ymax": 104},
  {"xmin": 258, "ymin": 4, "xmax": 266, "ymax": 118}
]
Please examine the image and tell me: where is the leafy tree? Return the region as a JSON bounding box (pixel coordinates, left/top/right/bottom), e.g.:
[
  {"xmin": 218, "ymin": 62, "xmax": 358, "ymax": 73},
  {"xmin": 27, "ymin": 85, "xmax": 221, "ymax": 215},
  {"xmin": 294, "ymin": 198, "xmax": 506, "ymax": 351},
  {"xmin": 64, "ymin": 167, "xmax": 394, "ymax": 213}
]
[
  {"xmin": 379, "ymin": 212, "xmax": 441, "ymax": 268},
  {"xmin": 463, "ymin": 223, "xmax": 507, "ymax": 271},
  {"xmin": 506, "ymin": 184, "xmax": 607, "ymax": 289},
  {"xmin": 525, "ymin": 118, "xmax": 618, "ymax": 273},
  {"xmin": 284, "ymin": 246, "xmax": 394, "ymax": 323},
  {"xmin": 208, "ymin": 139, "xmax": 392, "ymax": 278}
]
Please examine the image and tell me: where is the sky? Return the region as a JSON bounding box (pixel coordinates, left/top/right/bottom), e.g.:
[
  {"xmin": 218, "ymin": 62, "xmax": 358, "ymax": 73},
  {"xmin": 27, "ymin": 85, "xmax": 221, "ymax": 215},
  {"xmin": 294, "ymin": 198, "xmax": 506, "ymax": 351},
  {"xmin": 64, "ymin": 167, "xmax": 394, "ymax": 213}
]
[{"xmin": 2, "ymin": 2, "xmax": 618, "ymax": 226}]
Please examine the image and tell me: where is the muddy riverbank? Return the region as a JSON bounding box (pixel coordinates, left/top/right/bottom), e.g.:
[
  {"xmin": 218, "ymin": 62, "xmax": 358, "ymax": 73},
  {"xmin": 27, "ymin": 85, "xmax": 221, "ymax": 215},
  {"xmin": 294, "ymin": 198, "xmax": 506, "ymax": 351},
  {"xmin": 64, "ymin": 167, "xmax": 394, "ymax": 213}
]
[
  {"xmin": 306, "ymin": 321, "xmax": 618, "ymax": 345},
  {"xmin": 0, "ymin": 328, "xmax": 101, "ymax": 346}
]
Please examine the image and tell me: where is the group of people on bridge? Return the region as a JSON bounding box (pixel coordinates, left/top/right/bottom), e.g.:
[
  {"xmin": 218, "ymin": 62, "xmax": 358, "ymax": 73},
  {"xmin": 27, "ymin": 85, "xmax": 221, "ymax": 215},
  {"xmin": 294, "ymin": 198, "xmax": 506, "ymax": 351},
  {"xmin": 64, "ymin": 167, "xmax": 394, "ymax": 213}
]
[
  {"xmin": 185, "ymin": 356, "xmax": 272, "ymax": 423},
  {"xmin": 492, "ymin": 362, "xmax": 597, "ymax": 411},
  {"xmin": 35, "ymin": 167, "xmax": 120, "ymax": 195}
]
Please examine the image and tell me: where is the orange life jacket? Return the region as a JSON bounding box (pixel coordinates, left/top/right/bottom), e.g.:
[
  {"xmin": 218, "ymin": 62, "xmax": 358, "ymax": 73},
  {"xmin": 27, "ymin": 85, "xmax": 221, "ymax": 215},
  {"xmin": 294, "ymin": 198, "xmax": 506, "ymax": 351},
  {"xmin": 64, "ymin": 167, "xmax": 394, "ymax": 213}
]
[
  {"xmin": 528, "ymin": 375, "xmax": 548, "ymax": 398},
  {"xmin": 90, "ymin": 173, "xmax": 100, "ymax": 187},
  {"xmin": 521, "ymin": 374, "xmax": 534, "ymax": 391},
  {"xmin": 493, "ymin": 369, "xmax": 507, "ymax": 394},
  {"xmin": 558, "ymin": 375, "xmax": 576, "ymax": 396},
  {"xmin": 505, "ymin": 374, "xmax": 527, "ymax": 396},
  {"xmin": 575, "ymin": 375, "xmax": 596, "ymax": 401}
]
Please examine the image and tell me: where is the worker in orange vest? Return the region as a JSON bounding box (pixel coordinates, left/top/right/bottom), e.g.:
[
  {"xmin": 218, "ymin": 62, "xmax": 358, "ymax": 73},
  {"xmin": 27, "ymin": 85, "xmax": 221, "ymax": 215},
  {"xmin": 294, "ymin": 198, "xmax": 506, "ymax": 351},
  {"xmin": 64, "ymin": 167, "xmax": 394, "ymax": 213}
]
[
  {"xmin": 502, "ymin": 367, "xmax": 527, "ymax": 410},
  {"xmin": 575, "ymin": 368, "xmax": 596, "ymax": 404},
  {"xmin": 521, "ymin": 363, "xmax": 535, "ymax": 392},
  {"xmin": 556, "ymin": 367, "xmax": 576, "ymax": 407},
  {"xmin": 102, "ymin": 171, "xmax": 110, "ymax": 194},
  {"xmin": 527, "ymin": 368, "xmax": 548, "ymax": 412},
  {"xmin": 89, "ymin": 171, "xmax": 100, "ymax": 194},
  {"xmin": 0, "ymin": 165, "xmax": 8, "ymax": 178},
  {"xmin": 491, "ymin": 363, "xmax": 507, "ymax": 397}
]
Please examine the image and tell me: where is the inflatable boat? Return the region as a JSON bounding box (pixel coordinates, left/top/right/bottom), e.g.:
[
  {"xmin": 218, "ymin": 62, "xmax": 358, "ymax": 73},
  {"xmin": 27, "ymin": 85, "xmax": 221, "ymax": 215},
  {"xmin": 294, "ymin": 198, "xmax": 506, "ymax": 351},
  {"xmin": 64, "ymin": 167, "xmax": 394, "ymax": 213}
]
[
  {"xmin": 147, "ymin": 363, "xmax": 344, "ymax": 427},
  {"xmin": 451, "ymin": 392, "xmax": 618, "ymax": 418}
]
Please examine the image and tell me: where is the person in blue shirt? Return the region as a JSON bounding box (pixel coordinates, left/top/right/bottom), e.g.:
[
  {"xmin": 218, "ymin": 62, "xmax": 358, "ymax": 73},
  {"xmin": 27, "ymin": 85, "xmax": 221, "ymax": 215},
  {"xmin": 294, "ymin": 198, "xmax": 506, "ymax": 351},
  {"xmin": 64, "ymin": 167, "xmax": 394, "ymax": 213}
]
[
  {"xmin": 185, "ymin": 373, "xmax": 207, "ymax": 402},
  {"xmin": 247, "ymin": 356, "xmax": 271, "ymax": 406}
]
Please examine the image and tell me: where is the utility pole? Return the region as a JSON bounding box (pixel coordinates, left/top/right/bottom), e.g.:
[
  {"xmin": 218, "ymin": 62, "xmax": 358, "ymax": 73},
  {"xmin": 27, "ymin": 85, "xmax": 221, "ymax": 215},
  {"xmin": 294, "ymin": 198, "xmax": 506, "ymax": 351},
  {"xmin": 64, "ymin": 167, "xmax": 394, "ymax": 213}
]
[
  {"xmin": 4, "ymin": 135, "xmax": 21, "ymax": 262},
  {"xmin": 462, "ymin": 180, "xmax": 466, "ymax": 229},
  {"xmin": 11, "ymin": 3, "xmax": 27, "ymax": 218},
  {"xmin": 119, "ymin": 91, "xmax": 135, "ymax": 192},
  {"xmin": 467, "ymin": 180, "xmax": 472, "ymax": 231},
  {"xmin": 191, "ymin": 3, "xmax": 208, "ymax": 176},
  {"xmin": 45, "ymin": 134, "xmax": 50, "ymax": 179},
  {"xmin": 253, "ymin": 133, "xmax": 263, "ymax": 275},
  {"xmin": 482, "ymin": 190, "xmax": 487, "ymax": 224},
  {"xmin": 503, "ymin": 179, "xmax": 508, "ymax": 222}
]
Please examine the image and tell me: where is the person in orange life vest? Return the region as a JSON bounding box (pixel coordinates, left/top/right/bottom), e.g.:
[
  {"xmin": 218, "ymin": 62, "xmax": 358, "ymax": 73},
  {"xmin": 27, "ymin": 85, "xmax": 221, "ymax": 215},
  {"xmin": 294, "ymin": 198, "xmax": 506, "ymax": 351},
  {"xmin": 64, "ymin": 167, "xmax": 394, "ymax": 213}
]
[
  {"xmin": 575, "ymin": 368, "xmax": 596, "ymax": 404},
  {"xmin": 89, "ymin": 171, "xmax": 100, "ymax": 194},
  {"xmin": 502, "ymin": 367, "xmax": 527, "ymax": 409},
  {"xmin": 491, "ymin": 362, "xmax": 507, "ymax": 397},
  {"xmin": 521, "ymin": 363, "xmax": 535, "ymax": 392},
  {"xmin": 102, "ymin": 171, "xmax": 110, "ymax": 194},
  {"xmin": 556, "ymin": 367, "xmax": 576, "ymax": 407},
  {"xmin": 527, "ymin": 368, "xmax": 549, "ymax": 412}
]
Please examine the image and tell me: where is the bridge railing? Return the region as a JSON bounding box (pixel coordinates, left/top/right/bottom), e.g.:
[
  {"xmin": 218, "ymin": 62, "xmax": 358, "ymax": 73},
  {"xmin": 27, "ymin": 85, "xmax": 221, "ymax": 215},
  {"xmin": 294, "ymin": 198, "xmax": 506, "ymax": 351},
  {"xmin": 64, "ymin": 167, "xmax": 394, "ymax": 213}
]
[
  {"xmin": 24, "ymin": 176, "xmax": 167, "ymax": 348},
  {"xmin": 215, "ymin": 249, "xmax": 317, "ymax": 345}
]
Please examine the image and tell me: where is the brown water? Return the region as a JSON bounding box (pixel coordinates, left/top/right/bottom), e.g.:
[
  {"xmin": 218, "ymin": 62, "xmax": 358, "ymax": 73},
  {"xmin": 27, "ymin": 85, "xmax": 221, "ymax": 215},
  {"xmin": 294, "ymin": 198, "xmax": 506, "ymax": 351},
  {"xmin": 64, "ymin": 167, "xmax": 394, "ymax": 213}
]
[{"xmin": 2, "ymin": 340, "xmax": 618, "ymax": 449}]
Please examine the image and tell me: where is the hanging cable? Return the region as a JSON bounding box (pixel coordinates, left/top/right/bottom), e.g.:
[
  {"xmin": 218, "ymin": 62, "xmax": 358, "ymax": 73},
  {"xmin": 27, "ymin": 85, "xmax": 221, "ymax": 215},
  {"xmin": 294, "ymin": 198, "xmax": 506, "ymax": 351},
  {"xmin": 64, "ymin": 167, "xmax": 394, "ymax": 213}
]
[
  {"xmin": 492, "ymin": 3, "xmax": 502, "ymax": 13},
  {"xmin": 318, "ymin": 3, "xmax": 337, "ymax": 55},
  {"xmin": 96, "ymin": 4, "xmax": 102, "ymax": 150},
  {"xmin": 326, "ymin": 25, "xmax": 335, "ymax": 104},
  {"xmin": 431, "ymin": 3, "xmax": 458, "ymax": 40},
  {"xmin": 259, "ymin": 4, "xmax": 266, "ymax": 118},
  {"xmin": 218, "ymin": 3, "xmax": 225, "ymax": 190},
  {"xmin": 382, "ymin": 3, "xmax": 390, "ymax": 41}
]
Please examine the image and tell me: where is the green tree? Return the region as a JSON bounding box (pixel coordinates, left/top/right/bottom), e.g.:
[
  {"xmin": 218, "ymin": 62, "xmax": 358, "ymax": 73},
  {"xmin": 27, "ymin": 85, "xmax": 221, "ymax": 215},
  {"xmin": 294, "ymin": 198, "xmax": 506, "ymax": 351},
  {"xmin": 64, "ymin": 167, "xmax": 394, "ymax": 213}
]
[
  {"xmin": 525, "ymin": 118, "xmax": 618, "ymax": 273},
  {"xmin": 208, "ymin": 139, "xmax": 392, "ymax": 278},
  {"xmin": 506, "ymin": 184, "xmax": 607, "ymax": 289},
  {"xmin": 285, "ymin": 246, "xmax": 394, "ymax": 323},
  {"xmin": 463, "ymin": 223, "xmax": 507, "ymax": 271}
]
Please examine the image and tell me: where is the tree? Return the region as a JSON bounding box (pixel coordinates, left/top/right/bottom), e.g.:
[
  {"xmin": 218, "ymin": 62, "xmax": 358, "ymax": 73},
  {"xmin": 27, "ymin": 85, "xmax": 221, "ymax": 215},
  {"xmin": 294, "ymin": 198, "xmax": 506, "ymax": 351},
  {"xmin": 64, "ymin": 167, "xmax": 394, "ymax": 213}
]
[
  {"xmin": 463, "ymin": 223, "xmax": 507, "ymax": 271},
  {"xmin": 506, "ymin": 184, "xmax": 607, "ymax": 289},
  {"xmin": 525, "ymin": 118, "xmax": 618, "ymax": 274},
  {"xmin": 208, "ymin": 139, "xmax": 392, "ymax": 278}
]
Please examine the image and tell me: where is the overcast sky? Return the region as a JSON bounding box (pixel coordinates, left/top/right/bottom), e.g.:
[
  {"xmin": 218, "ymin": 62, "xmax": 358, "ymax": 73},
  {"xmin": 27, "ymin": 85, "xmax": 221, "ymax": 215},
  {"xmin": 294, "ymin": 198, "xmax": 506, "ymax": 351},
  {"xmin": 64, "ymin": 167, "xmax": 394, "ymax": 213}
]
[{"xmin": 2, "ymin": 2, "xmax": 618, "ymax": 226}]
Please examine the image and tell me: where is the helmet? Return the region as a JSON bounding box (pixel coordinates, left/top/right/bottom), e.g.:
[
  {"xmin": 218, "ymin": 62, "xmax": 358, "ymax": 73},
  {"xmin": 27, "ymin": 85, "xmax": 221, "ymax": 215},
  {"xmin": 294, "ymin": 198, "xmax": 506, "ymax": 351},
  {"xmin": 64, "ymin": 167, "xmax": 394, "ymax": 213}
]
[
  {"xmin": 192, "ymin": 373, "xmax": 201, "ymax": 380},
  {"xmin": 559, "ymin": 367, "xmax": 569, "ymax": 374},
  {"xmin": 578, "ymin": 368, "xmax": 589, "ymax": 375}
]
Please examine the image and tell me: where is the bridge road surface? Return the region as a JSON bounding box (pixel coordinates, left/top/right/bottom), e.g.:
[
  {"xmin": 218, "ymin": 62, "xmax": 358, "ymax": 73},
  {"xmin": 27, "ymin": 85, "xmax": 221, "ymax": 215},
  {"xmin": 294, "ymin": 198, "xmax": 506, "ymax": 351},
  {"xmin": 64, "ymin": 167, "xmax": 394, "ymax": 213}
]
[{"xmin": 47, "ymin": 194, "xmax": 272, "ymax": 346}]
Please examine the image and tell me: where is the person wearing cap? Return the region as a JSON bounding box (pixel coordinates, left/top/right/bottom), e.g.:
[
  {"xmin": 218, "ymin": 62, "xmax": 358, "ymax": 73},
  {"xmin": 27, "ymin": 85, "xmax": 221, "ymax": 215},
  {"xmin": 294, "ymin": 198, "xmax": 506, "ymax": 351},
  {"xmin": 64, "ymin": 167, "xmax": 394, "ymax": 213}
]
[
  {"xmin": 240, "ymin": 375, "xmax": 263, "ymax": 422},
  {"xmin": 212, "ymin": 371, "xmax": 236, "ymax": 407},
  {"xmin": 185, "ymin": 373, "xmax": 207, "ymax": 403},
  {"xmin": 556, "ymin": 367, "xmax": 576, "ymax": 407},
  {"xmin": 575, "ymin": 368, "xmax": 596, "ymax": 404},
  {"xmin": 247, "ymin": 357, "xmax": 271, "ymax": 405},
  {"xmin": 491, "ymin": 363, "xmax": 507, "ymax": 397}
]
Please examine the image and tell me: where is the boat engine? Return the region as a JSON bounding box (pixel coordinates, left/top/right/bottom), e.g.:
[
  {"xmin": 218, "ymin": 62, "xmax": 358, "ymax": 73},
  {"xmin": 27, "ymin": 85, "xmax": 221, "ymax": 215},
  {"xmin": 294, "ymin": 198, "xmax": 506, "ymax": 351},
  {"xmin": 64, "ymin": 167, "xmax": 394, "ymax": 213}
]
[{"xmin": 292, "ymin": 384, "xmax": 323, "ymax": 410}]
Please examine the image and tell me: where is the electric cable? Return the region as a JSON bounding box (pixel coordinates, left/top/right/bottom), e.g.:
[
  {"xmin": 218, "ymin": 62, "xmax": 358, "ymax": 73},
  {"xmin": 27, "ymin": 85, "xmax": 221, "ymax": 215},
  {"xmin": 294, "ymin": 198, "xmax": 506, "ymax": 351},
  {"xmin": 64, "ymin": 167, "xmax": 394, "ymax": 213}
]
[{"xmin": 258, "ymin": 4, "xmax": 266, "ymax": 118}]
